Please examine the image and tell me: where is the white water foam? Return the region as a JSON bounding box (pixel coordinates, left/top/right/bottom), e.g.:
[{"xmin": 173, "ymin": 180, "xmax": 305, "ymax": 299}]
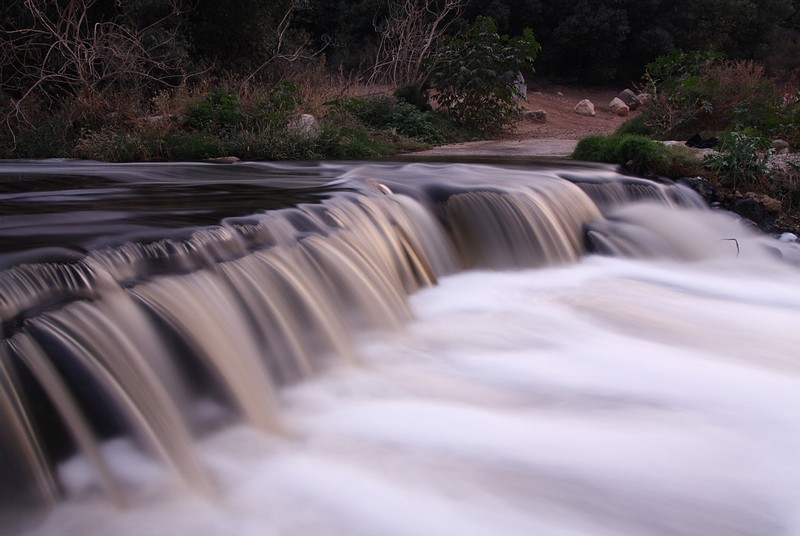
[{"xmin": 18, "ymin": 255, "xmax": 800, "ymax": 536}]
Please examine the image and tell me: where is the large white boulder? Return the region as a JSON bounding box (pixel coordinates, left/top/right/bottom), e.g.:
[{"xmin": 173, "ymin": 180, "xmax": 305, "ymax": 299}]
[{"xmin": 574, "ymin": 99, "xmax": 596, "ymax": 117}]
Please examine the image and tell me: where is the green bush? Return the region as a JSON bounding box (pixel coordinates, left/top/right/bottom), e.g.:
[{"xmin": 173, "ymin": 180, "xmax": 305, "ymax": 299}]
[
  {"xmin": 427, "ymin": 16, "xmax": 540, "ymax": 134},
  {"xmin": 186, "ymin": 88, "xmax": 242, "ymax": 134},
  {"xmin": 572, "ymin": 134, "xmax": 669, "ymax": 176},
  {"xmin": 387, "ymin": 102, "xmax": 445, "ymax": 144},
  {"xmin": 571, "ymin": 135, "xmax": 611, "ymax": 163},
  {"xmin": 614, "ymin": 114, "xmax": 653, "ymax": 137},
  {"xmin": 345, "ymin": 97, "xmax": 395, "ymax": 127},
  {"xmin": 344, "ymin": 96, "xmax": 445, "ymax": 144}
]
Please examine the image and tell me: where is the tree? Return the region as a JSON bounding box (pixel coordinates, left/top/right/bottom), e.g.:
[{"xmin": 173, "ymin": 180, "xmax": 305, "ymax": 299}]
[{"xmin": 428, "ymin": 16, "xmax": 540, "ymax": 133}]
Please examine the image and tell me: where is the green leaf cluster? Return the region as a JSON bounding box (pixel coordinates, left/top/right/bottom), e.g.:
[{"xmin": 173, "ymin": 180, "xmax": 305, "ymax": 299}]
[{"xmin": 704, "ymin": 129, "xmax": 773, "ymax": 190}]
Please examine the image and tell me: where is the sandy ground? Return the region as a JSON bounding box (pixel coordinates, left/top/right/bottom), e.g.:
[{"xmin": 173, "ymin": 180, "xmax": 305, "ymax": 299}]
[{"xmin": 415, "ymin": 84, "xmax": 637, "ymax": 157}]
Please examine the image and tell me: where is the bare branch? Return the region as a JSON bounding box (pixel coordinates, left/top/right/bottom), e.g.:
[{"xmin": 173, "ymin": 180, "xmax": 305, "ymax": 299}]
[
  {"xmin": 1, "ymin": 0, "xmax": 189, "ymax": 136},
  {"xmin": 241, "ymin": 0, "xmax": 328, "ymax": 87},
  {"xmin": 369, "ymin": 0, "xmax": 465, "ymax": 86}
]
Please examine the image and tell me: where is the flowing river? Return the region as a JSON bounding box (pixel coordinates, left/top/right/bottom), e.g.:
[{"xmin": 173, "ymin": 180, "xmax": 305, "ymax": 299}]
[{"xmin": 2, "ymin": 159, "xmax": 800, "ymax": 536}]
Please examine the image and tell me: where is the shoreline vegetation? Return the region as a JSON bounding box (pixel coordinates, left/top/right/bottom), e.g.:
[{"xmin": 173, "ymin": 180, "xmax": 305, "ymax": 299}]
[{"xmin": 2, "ymin": 1, "xmax": 800, "ymax": 232}]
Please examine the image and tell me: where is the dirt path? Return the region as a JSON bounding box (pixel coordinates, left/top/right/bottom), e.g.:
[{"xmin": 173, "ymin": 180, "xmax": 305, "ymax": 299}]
[{"xmin": 415, "ymin": 84, "xmax": 637, "ymax": 157}]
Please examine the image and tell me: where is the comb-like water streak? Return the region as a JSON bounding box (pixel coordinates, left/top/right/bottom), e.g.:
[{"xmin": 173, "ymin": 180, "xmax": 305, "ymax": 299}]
[{"xmin": 1, "ymin": 160, "xmax": 799, "ymax": 536}]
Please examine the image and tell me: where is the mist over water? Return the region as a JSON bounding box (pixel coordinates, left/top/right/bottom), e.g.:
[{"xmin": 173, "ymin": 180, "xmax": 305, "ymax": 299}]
[{"xmin": 3, "ymin": 161, "xmax": 800, "ymax": 536}]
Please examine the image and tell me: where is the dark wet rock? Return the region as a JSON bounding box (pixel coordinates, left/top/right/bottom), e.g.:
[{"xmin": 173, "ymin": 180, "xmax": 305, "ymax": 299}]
[
  {"xmin": 729, "ymin": 192, "xmax": 781, "ymax": 232},
  {"xmin": 677, "ymin": 177, "xmax": 717, "ymax": 204}
]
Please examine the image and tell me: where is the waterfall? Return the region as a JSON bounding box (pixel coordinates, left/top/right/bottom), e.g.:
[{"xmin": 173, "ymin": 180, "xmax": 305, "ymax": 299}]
[{"xmin": 1, "ymin": 161, "xmax": 799, "ymax": 536}]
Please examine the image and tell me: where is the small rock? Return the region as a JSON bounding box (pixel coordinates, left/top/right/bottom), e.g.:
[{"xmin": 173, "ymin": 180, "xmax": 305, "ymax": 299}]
[
  {"xmin": 556, "ymin": 91, "xmax": 564, "ymax": 96},
  {"xmin": 574, "ymin": 99, "xmax": 596, "ymax": 117},
  {"xmin": 608, "ymin": 97, "xmax": 630, "ymax": 116},
  {"xmin": 206, "ymin": 156, "xmax": 240, "ymax": 164},
  {"xmin": 524, "ymin": 109, "xmax": 547, "ymax": 123},
  {"xmin": 772, "ymin": 139, "xmax": 790, "ymax": 155},
  {"xmin": 287, "ymin": 113, "xmax": 321, "ymax": 137},
  {"xmin": 617, "ymin": 89, "xmax": 642, "ymax": 110},
  {"xmin": 779, "ymin": 232, "xmax": 798, "ymax": 242}
]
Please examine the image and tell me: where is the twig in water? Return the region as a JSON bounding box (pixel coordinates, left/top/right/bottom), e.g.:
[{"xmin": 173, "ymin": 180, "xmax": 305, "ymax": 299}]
[{"xmin": 720, "ymin": 238, "xmax": 740, "ymax": 257}]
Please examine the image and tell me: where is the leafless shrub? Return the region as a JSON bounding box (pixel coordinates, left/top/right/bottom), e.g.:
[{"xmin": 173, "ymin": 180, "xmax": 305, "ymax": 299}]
[
  {"xmin": 369, "ymin": 0, "xmax": 465, "ymax": 86},
  {"xmin": 0, "ymin": 0, "xmax": 190, "ymax": 138}
]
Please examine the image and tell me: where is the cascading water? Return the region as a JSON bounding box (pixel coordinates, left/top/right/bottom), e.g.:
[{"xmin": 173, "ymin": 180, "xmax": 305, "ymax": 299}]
[{"xmin": 1, "ymin": 160, "xmax": 799, "ymax": 536}]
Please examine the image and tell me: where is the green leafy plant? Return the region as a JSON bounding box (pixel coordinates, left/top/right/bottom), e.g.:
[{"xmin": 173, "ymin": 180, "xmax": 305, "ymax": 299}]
[
  {"xmin": 704, "ymin": 128, "xmax": 773, "ymax": 190},
  {"xmin": 427, "ymin": 16, "xmax": 540, "ymax": 134}
]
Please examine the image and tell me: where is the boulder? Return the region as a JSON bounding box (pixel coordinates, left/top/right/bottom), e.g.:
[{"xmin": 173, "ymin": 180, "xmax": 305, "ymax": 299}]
[
  {"xmin": 609, "ymin": 97, "xmax": 630, "ymax": 116},
  {"xmin": 287, "ymin": 114, "xmax": 321, "ymax": 137},
  {"xmin": 574, "ymin": 99, "xmax": 596, "ymax": 117},
  {"xmin": 524, "ymin": 109, "xmax": 547, "ymax": 123},
  {"xmin": 617, "ymin": 89, "xmax": 642, "ymax": 110}
]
